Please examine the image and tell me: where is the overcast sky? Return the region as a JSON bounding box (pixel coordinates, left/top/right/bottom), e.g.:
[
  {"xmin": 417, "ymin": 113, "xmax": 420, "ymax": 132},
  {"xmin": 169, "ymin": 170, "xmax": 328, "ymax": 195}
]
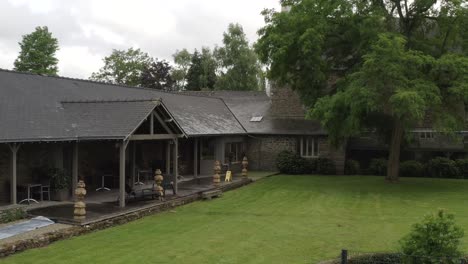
[{"xmin": 0, "ymin": 0, "xmax": 280, "ymax": 79}]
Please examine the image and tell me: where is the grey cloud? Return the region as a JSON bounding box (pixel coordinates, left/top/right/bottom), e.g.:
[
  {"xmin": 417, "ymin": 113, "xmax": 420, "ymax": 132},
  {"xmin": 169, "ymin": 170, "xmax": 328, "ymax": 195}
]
[{"xmin": 0, "ymin": 0, "xmax": 280, "ymax": 78}]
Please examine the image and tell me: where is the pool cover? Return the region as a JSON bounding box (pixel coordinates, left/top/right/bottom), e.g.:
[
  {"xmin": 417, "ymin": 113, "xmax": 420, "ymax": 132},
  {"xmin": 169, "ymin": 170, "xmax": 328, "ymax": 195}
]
[{"xmin": 0, "ymin": 216, "xmax": 54, "ymax": 240}]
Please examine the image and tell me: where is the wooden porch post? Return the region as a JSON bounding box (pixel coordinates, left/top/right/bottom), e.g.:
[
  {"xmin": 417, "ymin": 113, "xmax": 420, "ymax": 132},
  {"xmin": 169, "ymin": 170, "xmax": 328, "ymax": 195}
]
[
  {"xmin": 72, "ymin": 142, "xmax": 79, "ymax": 200},
  {"xmin": 174, "ymin": 138, "xmax": 178, "ymax": 194},
  {"xmin": 119, "ymin": 141, "xmax": 128, "ymax": 208},
  {"xmin": 194, "ymin": 138, "xmax": 198, "ymax": 178},
  {"xmin": 9, "ymin": 143, "xmax": 21, "ymax": 205},
  {"xmin": 131, "ymin": 142, "xmax": 136, "ymax": 186},
  {"xmin": 166, "ymin": 141, "xmax": 171, "ymax": 175}
]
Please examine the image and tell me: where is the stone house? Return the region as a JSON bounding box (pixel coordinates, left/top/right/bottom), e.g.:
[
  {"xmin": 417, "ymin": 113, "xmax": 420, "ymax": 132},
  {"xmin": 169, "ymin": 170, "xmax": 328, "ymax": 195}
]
[{"xmin": 0, "ymin": 69, "xmax": 344, "ymax": 207}]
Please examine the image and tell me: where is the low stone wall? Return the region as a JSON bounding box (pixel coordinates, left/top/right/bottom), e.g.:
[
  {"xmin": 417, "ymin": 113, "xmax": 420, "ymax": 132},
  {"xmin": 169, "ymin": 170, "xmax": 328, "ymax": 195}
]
[{"xmin": 0, "ymin": 178, "xmax": 253, "ymax": 258}]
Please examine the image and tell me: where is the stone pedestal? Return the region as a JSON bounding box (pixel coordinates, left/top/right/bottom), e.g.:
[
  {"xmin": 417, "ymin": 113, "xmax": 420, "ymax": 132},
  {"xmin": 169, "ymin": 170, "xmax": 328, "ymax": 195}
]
[
  {"xmin": 213, "ymin": 160, "xmax": 221, "ymax": 187},
  {"xmin": 241, "ymin": 156, "xmax": 249, "ymax": 179},
  {"xmin": 74, "ymin": 180, "xmax": 87, "ymax": 220},
  {"xmin": 154, "ymin": 169, "xmax": 164, "ymax": 198}
]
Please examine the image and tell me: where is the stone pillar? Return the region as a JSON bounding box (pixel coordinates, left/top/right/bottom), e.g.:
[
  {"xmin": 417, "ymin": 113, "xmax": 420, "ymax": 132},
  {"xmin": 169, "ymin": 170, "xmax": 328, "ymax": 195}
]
[
  {"xmin": 74, "ymin": 180, "xmax": 87, "ymax": 220},
  {"xmin": 213, "ymin": 160, "xmax": 221, "ymax": 187},
  {"xmin": 154, "ymin": 169, "xmax": 164, "ymax": 199},
  {"xmin": 241, "ymin": 156, "xmax": 249, "ymax": 179}
]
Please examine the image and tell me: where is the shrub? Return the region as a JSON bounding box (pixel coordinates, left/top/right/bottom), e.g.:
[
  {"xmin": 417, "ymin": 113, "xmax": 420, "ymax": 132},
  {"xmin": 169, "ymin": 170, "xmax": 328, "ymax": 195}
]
[
  {"xmin": 316, "ymin": 157, "xmax": 336, "ymax": 175},
  {"xmin": 455, "ymin": 159, "xmax": 468, "ymax": 179},
  {"xmin": 345, "ymin": 159, "xmax": 360, "ymax": 175},
  {"xmin": 400, "ymin": 210, "xmax": 464, "ymax": 263},
  {"xmin": 399, "ymin": 160, "xmax": 424, "ymax": 178},
  {"xmin": 1, "ymin": 208, "xmax": 27, "ymax": 223},
  {"xmin": 426, "ymin": 157, "xmax": 460, "ymax": 179},
  {"xmin": 276, "ymin": 151, "xmax": 308, "ymax": 174},
  {"xmin": 369, "ymin": 158, "xmax": 387, "ymax": 176},
  {"xmin": 49, "ymin": 167, "xmax": 71, "ymax": 191}
]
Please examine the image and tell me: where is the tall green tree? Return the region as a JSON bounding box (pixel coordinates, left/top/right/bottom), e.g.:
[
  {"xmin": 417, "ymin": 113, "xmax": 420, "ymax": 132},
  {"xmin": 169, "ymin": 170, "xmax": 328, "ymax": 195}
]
[
  {"xmin": 215, "ymin": 23, "xmax": 264, "ymax": 91},
  {"xmin": 186, "ymin": 48, "xmax": 218, "ymax": 91},
  {"xmin": 90, "ymin": 48, "xmax": 152, "ymax": 86},
  {"xmin": 140, "ymin": 59, "xmax": 174, "ymax": 90},
  {"xmin": 256, "ymin": 0, "xmax": 468, "ymax": 181},
  {"xmin": 14, "ymin": 26, "xmax": 59, "ymax": 76},
  {"xmin": 172, "ymin": 49, "xmax": 192, "ymax": 90}
]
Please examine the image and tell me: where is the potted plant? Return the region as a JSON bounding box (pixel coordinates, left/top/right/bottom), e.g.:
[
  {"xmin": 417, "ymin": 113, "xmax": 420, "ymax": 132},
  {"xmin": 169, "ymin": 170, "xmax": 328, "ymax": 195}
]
[{"xmin": 49, "ymin": 168, "xmax": 71, "ymax": 201}]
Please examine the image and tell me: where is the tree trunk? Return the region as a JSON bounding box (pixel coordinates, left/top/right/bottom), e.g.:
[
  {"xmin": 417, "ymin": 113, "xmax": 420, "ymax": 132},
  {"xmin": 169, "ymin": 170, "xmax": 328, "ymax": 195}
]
[{"xmin": 386, "ymin": 120, "xmax": 404, "ymax": 182}]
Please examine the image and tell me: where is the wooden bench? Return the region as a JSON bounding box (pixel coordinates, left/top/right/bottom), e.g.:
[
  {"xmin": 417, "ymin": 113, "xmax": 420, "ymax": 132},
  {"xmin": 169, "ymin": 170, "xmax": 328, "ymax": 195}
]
[{"xmin": 202, "ymin": 190, "xmax": 223, "ymax": 200}]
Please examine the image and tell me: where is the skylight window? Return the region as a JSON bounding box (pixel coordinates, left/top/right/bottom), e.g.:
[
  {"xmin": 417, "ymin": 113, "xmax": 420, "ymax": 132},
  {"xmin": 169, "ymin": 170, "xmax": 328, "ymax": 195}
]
[{"xmin": 250, "ymin": 116, "xmax": 263, "ymax": 122}]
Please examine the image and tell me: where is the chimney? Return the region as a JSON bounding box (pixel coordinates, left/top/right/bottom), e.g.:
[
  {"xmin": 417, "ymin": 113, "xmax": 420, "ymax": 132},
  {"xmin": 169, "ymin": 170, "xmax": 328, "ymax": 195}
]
[{"xmin": 269, "ymin": 81, "xmax": 305, "ymax": 119}]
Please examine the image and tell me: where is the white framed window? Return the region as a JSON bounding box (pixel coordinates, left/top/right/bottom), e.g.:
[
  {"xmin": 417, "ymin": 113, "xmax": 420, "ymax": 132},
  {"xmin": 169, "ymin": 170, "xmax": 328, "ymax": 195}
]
[
  {"xmin": 300, "ymin": 137, "xmax": 319, "ymax": 158},
  {"xmin": 419, "ymin": 131, "xmax": 434, "ymax": 139}
]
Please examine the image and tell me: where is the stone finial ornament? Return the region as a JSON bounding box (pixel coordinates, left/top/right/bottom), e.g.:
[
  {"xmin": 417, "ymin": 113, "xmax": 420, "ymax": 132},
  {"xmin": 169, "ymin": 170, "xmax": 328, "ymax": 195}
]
[
  {"xmin": 74, "ymin": 180, "xmax": 87, "ymax": 220},
  {"xmin": 213, "ymin": 160, "xmax": 221, "ymax": 186},
  {"xmin": 154, "ymin": 169, "xmax": 164, "ymax": 197},
  {"xmin": 242, "ymin": 156, "xmax": 249, "ymax": 179}
]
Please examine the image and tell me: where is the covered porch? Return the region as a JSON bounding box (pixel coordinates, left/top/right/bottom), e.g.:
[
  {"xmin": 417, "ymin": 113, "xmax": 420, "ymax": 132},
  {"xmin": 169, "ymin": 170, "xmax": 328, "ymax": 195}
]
[{"xmin": 0, "ymin": 100, "xmax": 206, "ymax": 208}]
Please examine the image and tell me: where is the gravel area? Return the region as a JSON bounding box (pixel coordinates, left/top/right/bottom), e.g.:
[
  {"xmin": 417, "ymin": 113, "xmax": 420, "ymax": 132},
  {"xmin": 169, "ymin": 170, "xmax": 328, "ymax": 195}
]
[{"xmin": 0, "ymin": 219, "xmax": 72, "ymax": 245}]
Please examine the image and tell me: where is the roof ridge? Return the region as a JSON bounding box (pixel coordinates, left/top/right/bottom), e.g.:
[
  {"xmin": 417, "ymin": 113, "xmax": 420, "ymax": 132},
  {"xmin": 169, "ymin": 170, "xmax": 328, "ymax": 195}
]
[
  {"xmin": 0, "ymin": 68, "xmax": 228, "ymax": 101},
  {"xmin": 61, "ymin": 98, "xmax": 160, "ymax": 104}
]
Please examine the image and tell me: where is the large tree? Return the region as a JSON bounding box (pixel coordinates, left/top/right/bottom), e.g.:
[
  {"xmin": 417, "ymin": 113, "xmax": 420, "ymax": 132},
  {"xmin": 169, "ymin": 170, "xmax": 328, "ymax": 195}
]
[
  {"xmin": 14, "ymin": 26, "xmax": 59, "ymax": 76},
  {"xmin": 172, "ymin": 49, "xmax": 192, "ymax": 90},
  {"xmin": 215, "ymin": 23, "xmax": 264, "ymax": 91},
  {"xmin": 256, "ymin": 0, "xmax": 468, "ymax": 181},
  {"xmin": 140, "ymin": 59, "xmax": 174, "ymax": 90},
  {"xmin": 186, "ymin": 48, "xmax": 218, "ymax": 91},
  {"xmin": 90, "ymin": 48, "xmax": 152, "ymax": 86}
]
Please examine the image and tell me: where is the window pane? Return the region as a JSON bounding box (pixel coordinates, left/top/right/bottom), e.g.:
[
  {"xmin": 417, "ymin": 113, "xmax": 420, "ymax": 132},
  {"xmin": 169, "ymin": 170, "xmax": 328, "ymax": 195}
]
[
  {"xmin": 307, "ymin": 138, "xmax": 313, "ymax": 157},
  {"xmin": 301, "ymin": 137, "xmax": 307, "ymax": 156}
]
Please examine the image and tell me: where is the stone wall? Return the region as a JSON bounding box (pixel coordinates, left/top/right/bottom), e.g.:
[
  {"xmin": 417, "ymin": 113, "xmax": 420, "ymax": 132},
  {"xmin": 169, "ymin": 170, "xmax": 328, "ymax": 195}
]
[
  {"xmin": 317, "ymin": 137, "xmax": 346, "ymax": 175},
  {"xmin": 246, "ymin": 136, "xmax": 299, "ymax": 171},
  {"xmin": 246, "ymin": 135, "xmax": 346, "ymax": 174}
]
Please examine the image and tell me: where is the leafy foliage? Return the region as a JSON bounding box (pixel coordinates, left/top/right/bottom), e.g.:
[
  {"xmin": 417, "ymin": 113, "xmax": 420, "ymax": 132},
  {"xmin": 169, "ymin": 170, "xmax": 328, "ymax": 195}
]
[
  {"xmin": 399, "ymin": 160, "xmax": 424, "ymax": 178},
  {"xmin": 369, "ymin": 158, "xmax": 388, "ymax": 176},
  {"xmin": 400, "ymin": 210, "xmax": 464, "ymax": 263},
  {"xmin": 345, "ymin": 159, "xmax": 361, "ymax": 175},
  {"xmin": 49, "ymin": 168, "xmax": 70, "ymax": 191},
  {"xmin": 455, "ymin": 159, "xmax": 468, "ymax": 178},
  {"xmin": 426, "ymin": 157, "xmax": 460, "ymax": 179},
  {"xmin": 186, "ymin": 48, "xmax": 217, "ymax": 91},
  {"xmin": 90, "ymin": 48, "xmax": 152, "ymax": 86},
  {"xmin": 0, "ymin": 208, "xmax": 27, "ymax": 224},
  {"xmin": 276, "ymin": 150, "xmax": 309, "ymax": 174},
  {"xmin": 256, "ymin": 0, "xmax": 468, "ymax": 181},
  {"xmin": 172, "ymin": 49, "xmax": 192, "ymax": 90},
  {"xmin": 14, "ymin": 26, "xmax": 59, "ymax": 76},
  {"xmin": 140, "ymin": 59, "xmax": 174, "ymax": 90},
  {"xmin": 215, "ymin": 23, "xmax": 264, "ymax": 91}
]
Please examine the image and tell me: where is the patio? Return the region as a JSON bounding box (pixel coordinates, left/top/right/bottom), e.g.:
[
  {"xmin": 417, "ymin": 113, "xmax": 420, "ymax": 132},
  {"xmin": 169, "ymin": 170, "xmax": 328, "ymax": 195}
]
[{"xmin": 24, "ymin": 175, "xmax": 248, "ymax": 225}]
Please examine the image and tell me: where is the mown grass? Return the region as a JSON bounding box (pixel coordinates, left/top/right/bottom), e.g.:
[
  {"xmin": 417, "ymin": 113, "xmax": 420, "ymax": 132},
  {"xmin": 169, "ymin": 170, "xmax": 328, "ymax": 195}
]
[{"xmin": 4, "ymin": 175, "xmax": 468, "ymax": 263}]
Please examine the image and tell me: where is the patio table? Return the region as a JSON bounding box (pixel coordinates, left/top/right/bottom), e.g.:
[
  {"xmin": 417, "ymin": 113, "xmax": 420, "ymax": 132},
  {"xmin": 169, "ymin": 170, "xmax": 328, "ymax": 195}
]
[
  {"xmin": 19, "ymin": 184, "xmax": 42, "ymax": 204},
  {"xmin": 96, "ymin": 174, "xmax": 113, "ymax": 191}
]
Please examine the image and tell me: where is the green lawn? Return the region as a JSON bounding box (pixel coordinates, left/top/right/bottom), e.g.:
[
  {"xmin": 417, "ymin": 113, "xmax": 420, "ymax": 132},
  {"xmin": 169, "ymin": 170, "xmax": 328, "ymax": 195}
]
[{"xmin": 5, "ymin": 175, "xmax": 468, "ymax": 264}]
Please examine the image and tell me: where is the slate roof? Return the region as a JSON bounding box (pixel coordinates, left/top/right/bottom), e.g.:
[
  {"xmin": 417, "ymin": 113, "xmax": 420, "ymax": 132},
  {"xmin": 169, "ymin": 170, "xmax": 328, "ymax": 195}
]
[
  {"xmin": 182, "ymin": 91, "xmax": 326, "ymax": 135},
  {"xmin": 0, "ymin": 69, "xmax": 245, "ymax": 143},
  {"xmin": 62, "ymin": 100, "xmax": 158, "ymax": 140}
]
